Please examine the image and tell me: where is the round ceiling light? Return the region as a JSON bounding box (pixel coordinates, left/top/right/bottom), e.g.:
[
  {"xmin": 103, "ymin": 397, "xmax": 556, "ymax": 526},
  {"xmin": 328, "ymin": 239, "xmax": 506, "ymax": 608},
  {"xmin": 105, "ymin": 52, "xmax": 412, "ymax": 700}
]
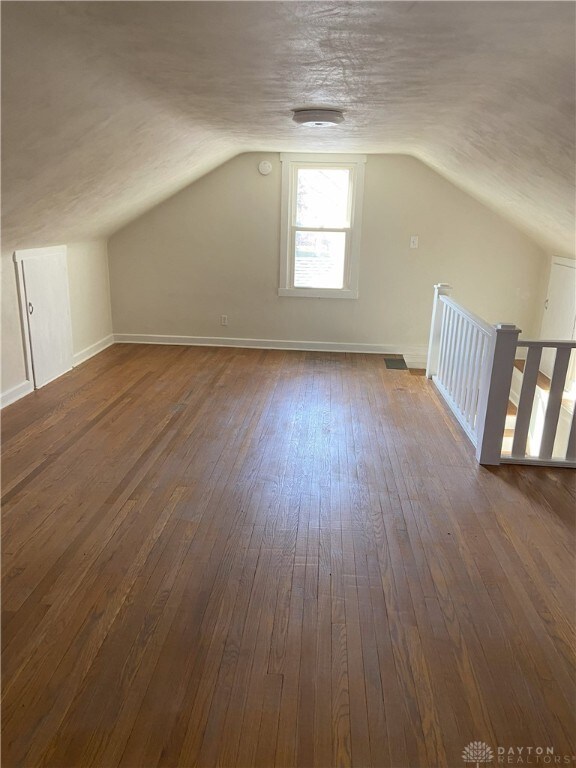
[{"xmin": 292, "ymin": 108, "xmax": 344, "ymax": 127}]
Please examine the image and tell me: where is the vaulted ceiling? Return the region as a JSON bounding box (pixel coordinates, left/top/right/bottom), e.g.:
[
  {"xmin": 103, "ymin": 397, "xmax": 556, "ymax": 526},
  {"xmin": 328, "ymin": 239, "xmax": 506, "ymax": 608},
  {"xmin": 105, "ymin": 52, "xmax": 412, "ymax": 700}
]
[{"xmin": 2, "ymin": 1, "xmax": 574, "ymax": 254}]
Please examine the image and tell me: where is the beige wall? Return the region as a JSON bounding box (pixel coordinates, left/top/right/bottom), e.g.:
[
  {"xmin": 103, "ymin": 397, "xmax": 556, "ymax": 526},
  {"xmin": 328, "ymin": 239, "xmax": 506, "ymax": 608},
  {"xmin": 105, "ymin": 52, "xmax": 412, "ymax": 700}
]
[
  {"xmin": 1, "ymin": 252, "xmax": 28, "ymax": 392},
  {"xmin": 67, "ymin": 240, "xmax": 113, "ymax": 356},
  {"xmin": 109, "ymin": 153, "xmax": 547, "ymax": 358},
  {"xmin": 1, "ymin": 240, "xmax": 112, "ymax": 400}
]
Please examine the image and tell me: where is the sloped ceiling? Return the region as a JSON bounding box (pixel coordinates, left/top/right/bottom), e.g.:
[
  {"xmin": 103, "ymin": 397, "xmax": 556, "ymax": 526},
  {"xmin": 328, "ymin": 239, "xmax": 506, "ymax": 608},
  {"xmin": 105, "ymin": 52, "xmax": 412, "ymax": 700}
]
[{"xmin": 2, "ymin": 1, "xmax": 574, "ymax": 254}]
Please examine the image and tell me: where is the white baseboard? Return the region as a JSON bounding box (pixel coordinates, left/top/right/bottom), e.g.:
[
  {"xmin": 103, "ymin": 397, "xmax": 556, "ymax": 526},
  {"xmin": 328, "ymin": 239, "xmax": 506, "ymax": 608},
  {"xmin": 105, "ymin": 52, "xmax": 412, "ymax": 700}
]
[
  {"xmin": 1, "ymin": 380, "xmax": 34, "ymax": 409},
  {"xmin": 73, "ymin": 334, "xmax": 115, "ymax": 367},
  {"xmin": 114, "ymin": 333, "xmax": 427, "ymax": 366},
  {"xmin": 1, "ymin": 333, "xmax": 113, "ymax": 408}
]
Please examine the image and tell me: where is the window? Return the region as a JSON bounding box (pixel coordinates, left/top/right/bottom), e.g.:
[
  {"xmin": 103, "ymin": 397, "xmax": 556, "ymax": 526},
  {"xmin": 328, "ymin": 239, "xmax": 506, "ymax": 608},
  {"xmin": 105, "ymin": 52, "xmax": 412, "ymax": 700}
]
[{"xmin": 279, "ymin": 153, "xmax": 366, "ymax": 298}]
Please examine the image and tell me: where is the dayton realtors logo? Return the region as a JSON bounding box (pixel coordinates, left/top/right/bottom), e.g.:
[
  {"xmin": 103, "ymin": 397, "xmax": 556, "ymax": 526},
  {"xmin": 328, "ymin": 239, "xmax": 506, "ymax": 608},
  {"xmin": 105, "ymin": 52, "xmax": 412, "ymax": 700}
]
[
  {"xmin": 462, "ymin": 742, "xmax": 494, "ymax": 768},
  {"xmin": 462, "ymin": 742, "xmax": 575, "ymax": 766}
]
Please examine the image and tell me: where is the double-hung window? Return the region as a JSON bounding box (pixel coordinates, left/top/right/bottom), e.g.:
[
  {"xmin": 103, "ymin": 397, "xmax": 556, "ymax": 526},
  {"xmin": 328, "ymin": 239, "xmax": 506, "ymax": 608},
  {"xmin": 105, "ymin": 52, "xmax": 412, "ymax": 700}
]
[{"xmin": 279, "ymin": 153, "xmax": 366, "ymax": 298}]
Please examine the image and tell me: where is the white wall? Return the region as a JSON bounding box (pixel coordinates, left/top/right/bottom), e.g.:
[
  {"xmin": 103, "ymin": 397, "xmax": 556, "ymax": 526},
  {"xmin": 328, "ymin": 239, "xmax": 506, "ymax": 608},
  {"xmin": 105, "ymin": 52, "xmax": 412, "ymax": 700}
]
[
  {"xmin": 109, "ymin": 153, "xmax": 547, "ymax": 362},
  {"xmin": 67, "ymin": 240, "xmax": 113, "ymax": 363},
  {"xmin": 1, "ymin": 240, "xmax": 113, "ymax": 405},
  {"xmin": 1, "ymin": 253, "xmax": 28, "ymax": 393}
]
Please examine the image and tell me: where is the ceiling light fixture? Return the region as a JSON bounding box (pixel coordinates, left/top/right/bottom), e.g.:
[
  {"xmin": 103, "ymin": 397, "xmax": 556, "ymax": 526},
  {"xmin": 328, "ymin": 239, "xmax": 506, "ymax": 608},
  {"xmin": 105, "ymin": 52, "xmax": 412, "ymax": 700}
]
[{"xmin": 292, "ymin": 108, "xmax": 344, "ymax": 127}]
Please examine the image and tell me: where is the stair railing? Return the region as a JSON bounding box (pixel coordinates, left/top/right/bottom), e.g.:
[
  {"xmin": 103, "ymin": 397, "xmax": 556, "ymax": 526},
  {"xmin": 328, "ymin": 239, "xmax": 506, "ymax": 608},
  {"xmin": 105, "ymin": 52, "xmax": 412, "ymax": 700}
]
[{"xmin": 426, "ymin": 284, "xmax": 576, "ymax": 467}]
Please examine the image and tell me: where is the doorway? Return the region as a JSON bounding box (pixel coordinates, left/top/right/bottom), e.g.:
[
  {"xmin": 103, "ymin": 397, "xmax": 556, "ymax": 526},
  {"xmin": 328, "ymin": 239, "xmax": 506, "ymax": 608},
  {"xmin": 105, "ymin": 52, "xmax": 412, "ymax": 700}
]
[
  {"xmin": 540, "ymin": 256, "xmax": 576, "ymax": 384},
  {"xmin": 14, "ymin": 246, "xmax": 73, "ymax": 389}
]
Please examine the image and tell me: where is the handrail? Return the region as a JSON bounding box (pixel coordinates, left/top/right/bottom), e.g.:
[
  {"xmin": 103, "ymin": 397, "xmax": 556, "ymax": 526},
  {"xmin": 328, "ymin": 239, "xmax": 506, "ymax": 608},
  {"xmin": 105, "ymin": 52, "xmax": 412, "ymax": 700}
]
[
  {"xmin": 516, "ymin": 339, "xmax": 576, "ymax": 349},
  {"xmin": 439, "ymin": 296, "xmax": 493, "ymax": 336}
]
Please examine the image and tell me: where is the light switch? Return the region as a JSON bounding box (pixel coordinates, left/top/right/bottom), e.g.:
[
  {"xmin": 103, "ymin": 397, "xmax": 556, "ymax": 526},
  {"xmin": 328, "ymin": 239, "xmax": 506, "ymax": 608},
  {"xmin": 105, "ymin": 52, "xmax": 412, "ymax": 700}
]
[{"xmin": 410, "ymin": 235, "xmax": 419, "ymax": 249}]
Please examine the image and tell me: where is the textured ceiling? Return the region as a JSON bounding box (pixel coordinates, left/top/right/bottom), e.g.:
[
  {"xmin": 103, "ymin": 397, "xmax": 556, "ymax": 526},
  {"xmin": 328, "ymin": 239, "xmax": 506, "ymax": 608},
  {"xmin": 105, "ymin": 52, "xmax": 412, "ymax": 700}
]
[{"xmin": 2, "ymin": 1, "xmax": 574, "ymax": 254}]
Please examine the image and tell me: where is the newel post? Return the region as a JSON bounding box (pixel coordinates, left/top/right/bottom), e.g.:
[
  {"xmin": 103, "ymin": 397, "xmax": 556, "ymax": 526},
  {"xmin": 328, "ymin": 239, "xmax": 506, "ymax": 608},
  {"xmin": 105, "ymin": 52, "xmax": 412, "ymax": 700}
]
[
  {"xmin": 426, "ymin": 283, "xmax": 452, "ymax": 379},
  {"xmin": 475, "ymin": 323, "xmax": 521, "ymax": 465}
]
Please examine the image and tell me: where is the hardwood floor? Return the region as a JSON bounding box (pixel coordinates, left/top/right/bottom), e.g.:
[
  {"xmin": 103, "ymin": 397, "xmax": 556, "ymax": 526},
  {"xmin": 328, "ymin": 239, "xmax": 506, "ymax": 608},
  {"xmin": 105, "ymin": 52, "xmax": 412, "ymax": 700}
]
[{"xmin": 2, "ymin": 344, "xmax": 575, "ymax": 768}]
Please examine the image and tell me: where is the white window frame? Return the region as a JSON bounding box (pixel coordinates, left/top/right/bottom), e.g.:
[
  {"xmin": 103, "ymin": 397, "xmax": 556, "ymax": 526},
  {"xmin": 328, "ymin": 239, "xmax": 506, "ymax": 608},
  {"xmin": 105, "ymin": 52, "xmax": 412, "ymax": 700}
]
[{"xmin": 279, "ymin": 153, "xmax": 366, "ymax": 299}]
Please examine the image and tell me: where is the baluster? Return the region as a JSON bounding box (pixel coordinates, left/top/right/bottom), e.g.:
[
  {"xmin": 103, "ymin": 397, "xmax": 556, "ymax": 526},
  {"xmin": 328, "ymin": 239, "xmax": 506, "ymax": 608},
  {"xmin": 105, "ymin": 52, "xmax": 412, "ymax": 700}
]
[
  {"xmin": 437, "ymin": 304, "xmax": 450, "ymax": 385},
  {"xmin": 511, "ymin": 346, "xmax": 542, "ymax": 458},
  {"xmin": 467, "ymin": 331, "xmax": 485, "ymax": 427},
  {"xmin": 468, "ymin": 332, "xmax": 485, "ymax": 430},
  {"xmin": 455, "ymin": 320, "xmax": 472, "ymax": 411},
  {"xmin": 540, "ymin": 347, "xmax": 571, "ymax": 460},
  {"xmin": 440, "ymin": 304, "xmax": 455, "ymax": 386},
  {"xmin": 464, "ymin": 324, "xmax": 479, "ymax": 419},
  {"xmin": 447, "ymin": 313, "xmax": 462, "ymax": 396},
  {"xmin": 463, "ymin": 328, "xmax": 480, "ymax": 425},
  {"xmin": 426, "ymin": 283, "xmax": 452, "ymax": 378}
]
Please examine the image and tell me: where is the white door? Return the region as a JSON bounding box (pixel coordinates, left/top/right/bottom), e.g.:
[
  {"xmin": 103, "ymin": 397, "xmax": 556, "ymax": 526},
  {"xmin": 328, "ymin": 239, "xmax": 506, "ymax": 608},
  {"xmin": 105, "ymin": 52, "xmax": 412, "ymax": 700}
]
[
  {"xmin": 16, "ymin": 246, "xmax": 73, "ymax": 388},
  {"xmin": 540, "ymin": 257, "xmax": 576, "ymax": 382}
]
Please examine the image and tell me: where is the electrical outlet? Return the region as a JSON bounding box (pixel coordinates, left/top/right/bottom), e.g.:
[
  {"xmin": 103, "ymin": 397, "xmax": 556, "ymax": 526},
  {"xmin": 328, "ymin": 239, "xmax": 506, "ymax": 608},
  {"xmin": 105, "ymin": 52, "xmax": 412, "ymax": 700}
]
[
  {"xmin": 410, "ymin": 235, "xmax": 419, "ymax": 249},
  {"xmin": 220, "ymin": 314, "xmax": 228, "ymax": 326}
]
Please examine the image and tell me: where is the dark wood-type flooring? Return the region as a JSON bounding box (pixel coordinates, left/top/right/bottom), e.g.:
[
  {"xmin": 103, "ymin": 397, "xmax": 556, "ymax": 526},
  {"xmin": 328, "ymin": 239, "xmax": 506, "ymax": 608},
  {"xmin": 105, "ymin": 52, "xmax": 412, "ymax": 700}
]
[{"xmin": 2, "ymin": 344, "xmax": 575, "ymax": 767}]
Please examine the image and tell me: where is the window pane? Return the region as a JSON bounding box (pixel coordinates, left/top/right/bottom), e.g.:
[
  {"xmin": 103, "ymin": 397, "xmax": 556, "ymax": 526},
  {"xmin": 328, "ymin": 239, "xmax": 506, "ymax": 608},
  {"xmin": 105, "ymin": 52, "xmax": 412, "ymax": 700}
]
[
  {"xmin": 294, "ymin": 231, "xmax": 346, "ymax": 289},
  {"xmin": 296, "ymin": 168, "xmax": 350, "ymax": 228}
]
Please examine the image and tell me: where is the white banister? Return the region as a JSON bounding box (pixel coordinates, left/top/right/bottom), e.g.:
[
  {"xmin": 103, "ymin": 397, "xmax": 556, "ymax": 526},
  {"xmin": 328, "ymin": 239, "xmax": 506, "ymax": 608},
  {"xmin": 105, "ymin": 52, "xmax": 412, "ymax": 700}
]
[
  {"xmin": 427, "ymin": 285, "xmax": 575, "ymax": 467},
  {"xmin": 426, "ymin": 283, "xmax": 452, "ymax": 378},
  {"xmin": 475, "ymin": 324, "xmax": 521, "ymax": 465},
  {"xmin": 428, "ymin": 294, "xmax": 494, "ymax": 447}
]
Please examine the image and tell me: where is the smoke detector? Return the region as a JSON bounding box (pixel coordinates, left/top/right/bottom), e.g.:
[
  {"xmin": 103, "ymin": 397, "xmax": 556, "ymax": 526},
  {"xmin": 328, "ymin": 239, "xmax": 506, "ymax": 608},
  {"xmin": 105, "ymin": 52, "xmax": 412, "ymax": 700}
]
[{"xmin": 292, "ymin": 108, "xmax": 344, "ymax": 127}]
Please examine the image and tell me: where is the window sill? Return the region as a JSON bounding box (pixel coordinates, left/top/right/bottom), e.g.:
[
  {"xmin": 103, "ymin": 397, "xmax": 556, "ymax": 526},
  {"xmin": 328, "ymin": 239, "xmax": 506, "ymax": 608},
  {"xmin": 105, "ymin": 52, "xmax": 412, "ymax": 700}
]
[{"xmin": 278, "ymin": 287, "xmax": 359, "ymax": 299}]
